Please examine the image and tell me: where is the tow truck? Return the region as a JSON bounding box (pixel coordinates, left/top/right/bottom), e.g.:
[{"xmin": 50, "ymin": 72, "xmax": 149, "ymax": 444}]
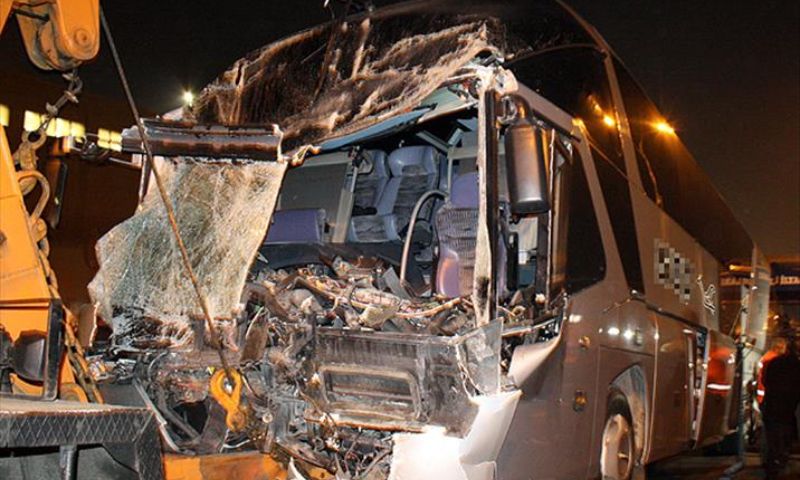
[{"xmin": 0, "ymin": 1, "xmax": 168, "ymax": 479}]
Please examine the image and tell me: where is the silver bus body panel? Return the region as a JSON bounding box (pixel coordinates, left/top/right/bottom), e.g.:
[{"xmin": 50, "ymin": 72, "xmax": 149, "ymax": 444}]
[{"xmin": 498, "ymin": 32, "xmax": 756, "ymax": 473}]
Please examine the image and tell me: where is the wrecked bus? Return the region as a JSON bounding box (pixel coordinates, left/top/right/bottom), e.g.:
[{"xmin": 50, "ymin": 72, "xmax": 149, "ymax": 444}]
[{"xmin": 78, "ymin": 1, "xmax": 769, "ymax": 478}]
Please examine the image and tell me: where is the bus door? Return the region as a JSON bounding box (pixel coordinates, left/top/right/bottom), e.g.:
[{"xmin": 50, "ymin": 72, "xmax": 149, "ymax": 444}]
[
  {"xmin": 695, "ymin": 329, "xmax": 737, "ymax": 445},
  {"xmin": 650, "ymin": 316, "xmax": 692, "ymax": 460},
  {"xmin": 687, "ymin": 327, "xmax": 708, "ymax": 443}
]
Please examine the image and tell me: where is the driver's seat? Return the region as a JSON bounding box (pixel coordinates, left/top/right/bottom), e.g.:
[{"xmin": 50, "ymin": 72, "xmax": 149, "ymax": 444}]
[
  {"xmin": 435, "ymin": 172, "xmax": 479, "ymax": 298},
  {"xmin": 435, "ymin": 171, "xmax": 509, "ymax": 298}
]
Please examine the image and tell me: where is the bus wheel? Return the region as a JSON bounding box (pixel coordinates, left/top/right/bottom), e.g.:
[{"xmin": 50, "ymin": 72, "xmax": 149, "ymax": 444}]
[{"xmin": 601, "ymin": 395, "xmax": 635, "ymax": 480}]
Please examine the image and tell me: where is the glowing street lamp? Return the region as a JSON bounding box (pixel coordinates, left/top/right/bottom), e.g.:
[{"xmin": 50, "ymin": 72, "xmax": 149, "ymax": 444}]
[
  {"xmin": 653, "ymin": 120, "xmax": 676, "ymax": 136},
  {"xmin": 182, "ymin": 90, "xmax": 195, "ymax": 107}
]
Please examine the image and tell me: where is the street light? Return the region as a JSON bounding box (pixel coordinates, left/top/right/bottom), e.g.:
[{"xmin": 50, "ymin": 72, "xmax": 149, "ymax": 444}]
[
  {"xmin": 182, "ymin": 90, "xmax": 195, "ymax": 107},
  {"xmin": 653, "ymin": 120, "xmax": 676, "ymax": 136}
]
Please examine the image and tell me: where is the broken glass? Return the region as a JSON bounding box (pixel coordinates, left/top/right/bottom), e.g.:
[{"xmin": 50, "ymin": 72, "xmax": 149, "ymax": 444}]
[{"xmin": 89, "ymin": 158, "xmax": 287, "ymax": 350}]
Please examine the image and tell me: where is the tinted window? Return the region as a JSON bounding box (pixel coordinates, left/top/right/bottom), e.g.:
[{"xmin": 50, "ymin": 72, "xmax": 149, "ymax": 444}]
[
  {"xmin": 612, "ymin": 59, "xmax": 675, "ymax": 206},
  {"xmin": 508, "ymin": 48, "xmax": 626, "ymax": 174},
  {"xmin": 613, "ymin": 59, "xmax": 753, "ymax": 262},
  {"xmin": 552, "ymin": 148, "xmax": 606, "ymax": 294},
  {"xmin": 592, "ymin": 147, "xmax": 645, "ymax": 293}
]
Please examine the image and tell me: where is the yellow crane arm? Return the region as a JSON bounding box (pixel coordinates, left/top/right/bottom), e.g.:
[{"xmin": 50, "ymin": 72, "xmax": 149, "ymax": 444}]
[
  {"xmin": 1, "ymin": 0, "xmax": 99, "ymax": 397},
  {"xmin": 0, "ymin": 0, "xmax": 99, "ymax": 71}
]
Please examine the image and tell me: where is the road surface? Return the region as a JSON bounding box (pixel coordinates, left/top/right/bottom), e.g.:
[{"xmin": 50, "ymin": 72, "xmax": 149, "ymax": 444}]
[{"xmin": 648, "ymin": 452, "xmax": 800, "ymax": 479}]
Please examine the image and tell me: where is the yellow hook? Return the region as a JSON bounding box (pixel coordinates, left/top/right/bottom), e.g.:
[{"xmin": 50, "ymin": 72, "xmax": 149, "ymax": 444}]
[{"xmin": 209, "ymin": 369, "xmax": 248, "ymax": 431}]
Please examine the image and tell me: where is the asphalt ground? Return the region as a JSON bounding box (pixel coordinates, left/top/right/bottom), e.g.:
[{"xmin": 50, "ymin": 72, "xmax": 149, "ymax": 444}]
[
  {"xmin": 648, "ymin": 452, "xmax": 800, "ymax": 480},
  {"xmin": 2, "ymin": 445, "xmax": 799, "ymax": 479}
]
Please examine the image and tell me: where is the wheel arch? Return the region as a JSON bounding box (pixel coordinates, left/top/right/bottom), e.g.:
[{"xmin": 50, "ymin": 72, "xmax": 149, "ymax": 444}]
[{"xmin": 609, "ymin": 364, "xmax": 649, "ymax": 462}]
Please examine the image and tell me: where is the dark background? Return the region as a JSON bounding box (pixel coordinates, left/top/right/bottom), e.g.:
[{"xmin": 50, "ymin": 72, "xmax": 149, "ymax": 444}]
[{"xmin": 1, "ymin": 0, "xmax": 798, "ymax": 256}]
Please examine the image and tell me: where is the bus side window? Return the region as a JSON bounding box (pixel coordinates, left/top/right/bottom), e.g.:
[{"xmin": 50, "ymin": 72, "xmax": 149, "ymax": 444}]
[
  {"xmin": 613, "ymin": 59, "xmax": 671, "ymax": 205},
  {"xmin": 551, "ymin": 147, "xmax": 606, "ymax": 295},
  {"xmin": 508, "ymin": 48, "xmax": 626, "ymax": 175},
  {"xmin": 591, "ymin": 146, "xmax": 646, "ymax": 294},
  {"xmin": 613, "ymin": 58, "xmax": 753, "ymax": 262}
]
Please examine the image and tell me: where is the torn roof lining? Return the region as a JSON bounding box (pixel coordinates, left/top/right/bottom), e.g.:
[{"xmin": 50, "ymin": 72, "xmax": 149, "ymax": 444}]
[
  {"xmin": 190, "ymin": 1, "xmax": 594, "ymax": 154},
  {"xmin": 317, "ymin": 82, "xmax": 477, "ymax": 152},
  {"xmin": 192, "ymin": 19, "xmax": 504, "ymax": 154}
]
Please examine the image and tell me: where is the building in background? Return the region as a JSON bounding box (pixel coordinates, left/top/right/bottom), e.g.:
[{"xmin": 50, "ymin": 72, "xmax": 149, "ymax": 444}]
[
  {"xmin": 768, "ymin": 256, "xmax": 800, "ymax": 337},
  {"xmin": 1, "ymin": 71, "xmax": 144, "ymax": 308}
]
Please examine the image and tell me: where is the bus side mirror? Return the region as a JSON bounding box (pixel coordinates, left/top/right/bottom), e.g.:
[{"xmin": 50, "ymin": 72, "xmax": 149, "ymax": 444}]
[{"xmin": 503, "ymin": 95, "xmax": 550, "ymax": 215}]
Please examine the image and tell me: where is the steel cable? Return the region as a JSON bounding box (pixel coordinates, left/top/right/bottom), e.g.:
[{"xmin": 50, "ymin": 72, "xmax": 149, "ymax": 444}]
[{"xmin": 99, "ymin": 8, "xmax": 235, "ymax": 385}]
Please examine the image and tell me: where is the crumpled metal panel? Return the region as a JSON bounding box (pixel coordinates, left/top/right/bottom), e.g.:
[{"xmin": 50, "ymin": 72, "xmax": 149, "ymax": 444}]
[
  {"xmin": 388, "ymin": 390, "xmax": 521, "ymax": 480},
  {"xmin": 88, "ymin": 158, "xmax": 287, "ymax": 350}
]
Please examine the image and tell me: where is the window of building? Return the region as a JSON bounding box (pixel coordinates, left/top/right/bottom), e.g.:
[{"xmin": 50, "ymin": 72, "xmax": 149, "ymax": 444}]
[
  {"xmin": 22, "ymin": 110, "xmax": 86, "ymax": 139},
  {"xmin": 0, "ymin": 104, "xmax": 9, "ymax": 127},
  {"xmin": 97, "ymin": 128, "xmax": 122, "ymax": 152}
]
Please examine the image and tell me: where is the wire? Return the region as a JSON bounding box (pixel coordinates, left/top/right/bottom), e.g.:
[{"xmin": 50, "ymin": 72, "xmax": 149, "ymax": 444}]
[
  {"xmin": 399, "ymin": 189, "xmax": 447, "ymax": 286},
  {"xmin": 99, "ymin": 8, "xmax": 235, "ymax": 385}
]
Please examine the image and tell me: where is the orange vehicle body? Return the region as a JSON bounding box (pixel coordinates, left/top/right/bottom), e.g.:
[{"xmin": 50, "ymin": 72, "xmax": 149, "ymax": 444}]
[{"xmin": 0, "ymin": 0, "xmax": 101, "ymax": 398}]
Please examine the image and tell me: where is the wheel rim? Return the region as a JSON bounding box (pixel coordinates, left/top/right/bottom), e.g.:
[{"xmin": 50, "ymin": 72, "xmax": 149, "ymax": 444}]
[{"xmin": 601, "ymin": 413, "xmax": 634, "ymax": 480}]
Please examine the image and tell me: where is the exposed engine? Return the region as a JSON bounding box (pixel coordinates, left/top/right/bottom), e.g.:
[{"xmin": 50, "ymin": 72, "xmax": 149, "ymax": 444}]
[{"xmin": 89, "ymin": 249, "xmax": 524, "ymax": 478}]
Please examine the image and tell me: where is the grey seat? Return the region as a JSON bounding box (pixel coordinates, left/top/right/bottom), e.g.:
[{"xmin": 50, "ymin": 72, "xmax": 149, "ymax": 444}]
[
  {"xmin": 349, "ymin": 146, "xmax": 440, "ymax": 242},
  {"xmin": 352, "ymin": 150, "xmax": 388, "ymax": 213}
]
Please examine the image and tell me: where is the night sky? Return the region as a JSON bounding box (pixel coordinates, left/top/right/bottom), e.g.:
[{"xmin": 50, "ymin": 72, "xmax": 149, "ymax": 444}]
[{"xmin": 1, "ymin": 1, "xmax": 798, "ymax": 255}]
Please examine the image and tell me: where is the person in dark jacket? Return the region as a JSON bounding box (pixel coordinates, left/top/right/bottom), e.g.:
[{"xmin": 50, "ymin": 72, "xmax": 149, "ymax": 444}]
[{"xmin": 761, "ymin": 334, "xmax": 800, "ymax": 479}]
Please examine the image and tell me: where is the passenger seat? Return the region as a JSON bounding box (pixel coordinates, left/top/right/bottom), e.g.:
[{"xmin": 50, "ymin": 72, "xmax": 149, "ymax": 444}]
[
  {"xmin": 349, "ymin": 146, "xmax": 441, "ymax": 242},
  {"xmin": 351, "ymin": 150, "xmax": 388, "ymax": 215}
]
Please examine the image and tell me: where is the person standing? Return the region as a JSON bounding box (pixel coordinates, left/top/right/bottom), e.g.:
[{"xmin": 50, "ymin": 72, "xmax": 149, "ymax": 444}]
[
  {"xmin": 761, "ymin": 334, "xmax": 800, "ymax": 479},
  {"xmin": 757, "ymin": 337, "xmax": 788, "ymax": 405}
]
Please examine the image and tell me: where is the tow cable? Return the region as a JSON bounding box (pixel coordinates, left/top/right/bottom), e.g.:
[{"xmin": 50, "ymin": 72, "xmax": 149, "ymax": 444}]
[{"xmin": 99, "ymin": 8, "xmax": 237, "ymax": 388}]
